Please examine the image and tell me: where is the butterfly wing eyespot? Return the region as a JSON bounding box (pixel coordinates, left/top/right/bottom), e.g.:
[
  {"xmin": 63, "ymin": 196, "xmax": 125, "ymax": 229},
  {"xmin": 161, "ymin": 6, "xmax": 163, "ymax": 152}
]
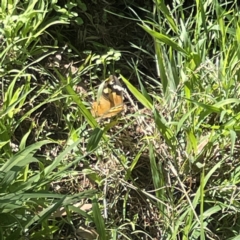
[{"xmin": 91, "ymin": 75, "xmax": 124, "ymax": 118}]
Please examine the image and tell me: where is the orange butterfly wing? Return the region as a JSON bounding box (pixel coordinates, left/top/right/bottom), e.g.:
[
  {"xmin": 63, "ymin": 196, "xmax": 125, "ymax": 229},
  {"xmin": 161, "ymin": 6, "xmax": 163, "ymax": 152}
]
[{"xmin": 91, "ymin": 75, "xmax": 124, "ymax": 118}]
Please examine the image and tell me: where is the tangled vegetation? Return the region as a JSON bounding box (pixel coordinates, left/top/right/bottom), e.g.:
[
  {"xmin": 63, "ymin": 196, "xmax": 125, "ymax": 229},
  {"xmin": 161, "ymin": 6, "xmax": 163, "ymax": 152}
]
[{"xmin": 1, "ymin": 0, "xmax": 240, "ymax": 239}]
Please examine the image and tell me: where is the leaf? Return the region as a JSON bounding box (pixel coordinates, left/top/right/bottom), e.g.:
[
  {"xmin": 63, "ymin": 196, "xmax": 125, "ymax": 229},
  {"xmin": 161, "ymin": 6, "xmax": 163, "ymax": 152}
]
[{"xmin": 87, "ymin": 128, "xmax": 104, "ymax": 151}]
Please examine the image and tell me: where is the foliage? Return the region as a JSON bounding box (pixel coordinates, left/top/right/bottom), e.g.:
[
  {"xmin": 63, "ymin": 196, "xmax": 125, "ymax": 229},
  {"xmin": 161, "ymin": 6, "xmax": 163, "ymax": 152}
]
[{"xmin": 0, "ymin": 0, "xmax": 240, "ymax": 239}]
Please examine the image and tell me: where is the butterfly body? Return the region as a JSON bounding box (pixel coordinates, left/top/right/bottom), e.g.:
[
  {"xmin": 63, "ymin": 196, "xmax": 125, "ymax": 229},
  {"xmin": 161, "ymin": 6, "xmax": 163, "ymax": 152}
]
[{"xmin": 91, "ymin": 75, "xmax": 124, "ymax": 118}]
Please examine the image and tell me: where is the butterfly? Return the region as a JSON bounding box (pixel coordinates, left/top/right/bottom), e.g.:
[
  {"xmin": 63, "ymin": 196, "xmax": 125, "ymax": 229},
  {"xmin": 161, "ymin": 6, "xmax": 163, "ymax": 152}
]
[{"xmin": 91, "ymin": 75, "xmax": 124, "ymax": 118}]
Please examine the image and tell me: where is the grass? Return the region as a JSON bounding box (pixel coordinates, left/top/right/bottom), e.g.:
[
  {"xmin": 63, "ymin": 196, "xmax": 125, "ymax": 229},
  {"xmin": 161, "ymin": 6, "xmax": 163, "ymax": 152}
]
[{"xmin": 1, "ymin": 0, "xmax": 240, "ymax": 239}]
